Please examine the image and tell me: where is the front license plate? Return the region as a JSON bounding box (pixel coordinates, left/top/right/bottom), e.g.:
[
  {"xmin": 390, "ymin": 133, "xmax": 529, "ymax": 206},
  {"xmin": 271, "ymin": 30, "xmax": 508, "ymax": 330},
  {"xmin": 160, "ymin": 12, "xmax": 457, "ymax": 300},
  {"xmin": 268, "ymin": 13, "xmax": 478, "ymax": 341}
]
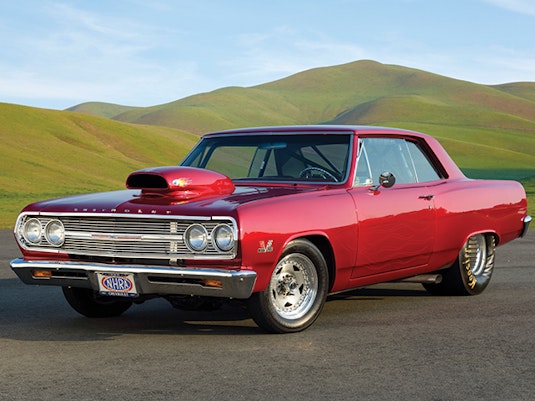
[{"xmin": 97, "ymin": 272, "xmax": 138, "ymax": 297}]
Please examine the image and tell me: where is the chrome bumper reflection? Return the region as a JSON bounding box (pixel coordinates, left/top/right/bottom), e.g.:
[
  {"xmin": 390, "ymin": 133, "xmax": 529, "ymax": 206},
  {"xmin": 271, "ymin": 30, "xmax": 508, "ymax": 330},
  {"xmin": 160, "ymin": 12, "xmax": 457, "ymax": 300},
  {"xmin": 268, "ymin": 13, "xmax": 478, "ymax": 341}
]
[{"xmin": 10, "ymin": 258, "xmax": 257, "ymax": 299}]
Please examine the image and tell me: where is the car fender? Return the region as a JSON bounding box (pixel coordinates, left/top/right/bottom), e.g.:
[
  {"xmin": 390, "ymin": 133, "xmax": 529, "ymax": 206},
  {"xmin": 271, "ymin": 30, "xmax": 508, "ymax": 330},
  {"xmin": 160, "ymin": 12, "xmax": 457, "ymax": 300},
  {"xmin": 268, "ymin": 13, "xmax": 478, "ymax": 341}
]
[{"xmin": 236, "ymin": 188, "xmax": 358, "ymax": 293}]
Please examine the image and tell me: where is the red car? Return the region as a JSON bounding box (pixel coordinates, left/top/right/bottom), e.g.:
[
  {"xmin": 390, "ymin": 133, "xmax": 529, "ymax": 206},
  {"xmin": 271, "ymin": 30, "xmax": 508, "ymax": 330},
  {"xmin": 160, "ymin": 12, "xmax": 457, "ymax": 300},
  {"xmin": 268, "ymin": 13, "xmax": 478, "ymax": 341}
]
[{"xmin": 11, "ymin": 125, "xmax": 531, "ymax": 333}]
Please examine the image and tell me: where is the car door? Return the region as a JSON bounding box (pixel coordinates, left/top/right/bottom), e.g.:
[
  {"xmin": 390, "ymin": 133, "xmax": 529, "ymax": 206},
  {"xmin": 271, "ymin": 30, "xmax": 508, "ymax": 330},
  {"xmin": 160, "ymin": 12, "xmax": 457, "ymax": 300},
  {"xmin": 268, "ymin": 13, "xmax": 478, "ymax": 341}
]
[{"xmin": 349, "ymin": 136, "xmax": 440, "ymax": 278}]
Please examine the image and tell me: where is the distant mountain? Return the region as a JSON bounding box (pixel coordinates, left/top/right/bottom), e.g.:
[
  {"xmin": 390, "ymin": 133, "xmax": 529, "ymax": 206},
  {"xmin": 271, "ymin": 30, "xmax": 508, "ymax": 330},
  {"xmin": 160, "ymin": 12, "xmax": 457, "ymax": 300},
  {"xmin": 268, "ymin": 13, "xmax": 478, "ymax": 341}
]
[
  {"xmin": 492, "ymin": 82, "xmax": 535, "ymax": 103},
  {"xmin": 68, "ymin": 60, "xmax": 535, "ymax": 135},
  {"xmin": 66, "ymin": 101, "xmax": 137, "ymax": 119}
]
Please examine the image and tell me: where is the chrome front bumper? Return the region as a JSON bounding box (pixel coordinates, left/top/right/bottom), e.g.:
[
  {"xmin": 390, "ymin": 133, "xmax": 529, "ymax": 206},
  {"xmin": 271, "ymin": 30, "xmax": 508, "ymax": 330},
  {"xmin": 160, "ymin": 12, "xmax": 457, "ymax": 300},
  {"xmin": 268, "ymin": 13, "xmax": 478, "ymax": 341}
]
[{"xmin": 10, "ymin": 258, "xmax": 257, "ymax": 299}]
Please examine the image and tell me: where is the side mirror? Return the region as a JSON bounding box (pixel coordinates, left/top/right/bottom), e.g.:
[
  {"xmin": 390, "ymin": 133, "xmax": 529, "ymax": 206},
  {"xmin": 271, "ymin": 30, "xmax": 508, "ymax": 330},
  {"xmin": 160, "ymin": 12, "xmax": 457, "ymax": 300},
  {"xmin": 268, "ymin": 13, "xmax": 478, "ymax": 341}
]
[
  {"xmin": 370, "ymin": 172, "xmax": 396, "ymax": 192},
  {"xmin": 379, "ymin": 171, "xmax": 396, "ymax": 188}
]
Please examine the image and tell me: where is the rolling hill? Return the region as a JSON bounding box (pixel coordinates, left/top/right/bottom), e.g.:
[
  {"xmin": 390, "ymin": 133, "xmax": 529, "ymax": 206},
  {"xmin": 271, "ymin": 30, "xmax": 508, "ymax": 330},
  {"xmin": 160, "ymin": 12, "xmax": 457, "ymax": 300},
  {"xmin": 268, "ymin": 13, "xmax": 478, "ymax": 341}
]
[
  {"xmin": 2, "ymin": 60, "xmax": 535, "ymax": 228},
  {"xmin": 0, "ymin": 102, "xmax": 198, "ymax": 227},
  {"xmin": 71, "ymin": 60, "xmax": 535, "ymax": 133},
  {"xmin": 69, "ymin": 60, "xmax": 535, "ymax": 173}
]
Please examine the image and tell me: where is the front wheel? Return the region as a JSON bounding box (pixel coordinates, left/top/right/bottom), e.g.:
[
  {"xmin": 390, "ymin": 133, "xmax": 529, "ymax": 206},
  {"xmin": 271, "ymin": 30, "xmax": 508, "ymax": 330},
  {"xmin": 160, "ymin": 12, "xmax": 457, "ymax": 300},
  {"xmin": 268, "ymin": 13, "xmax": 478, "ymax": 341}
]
[
  {"xmin": 62, "ymin": 287, "xmax": 133, "ymax": 317},
  {"xmin": 248, "ymin": 239, "xmax": 329, "ymax": 333},
  {"xmin": 423, "ymin": 234, "xmax": 496, "ymax": 296}
]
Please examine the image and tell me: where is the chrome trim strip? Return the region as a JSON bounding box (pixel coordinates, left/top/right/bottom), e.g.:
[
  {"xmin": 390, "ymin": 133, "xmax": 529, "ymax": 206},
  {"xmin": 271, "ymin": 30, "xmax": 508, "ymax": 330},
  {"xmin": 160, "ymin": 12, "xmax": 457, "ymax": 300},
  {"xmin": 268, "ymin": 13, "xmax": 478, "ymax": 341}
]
[
  {"xmin": 17, "ymin": 211, "xmax": 215, "ymax": 220},
  {"xmin": 67, "ymin": 231, "xmax": 184, "ymax": 241},
  {"xmin": 10, "ymin": 258, "xmax": 256, "ymax": 299}
]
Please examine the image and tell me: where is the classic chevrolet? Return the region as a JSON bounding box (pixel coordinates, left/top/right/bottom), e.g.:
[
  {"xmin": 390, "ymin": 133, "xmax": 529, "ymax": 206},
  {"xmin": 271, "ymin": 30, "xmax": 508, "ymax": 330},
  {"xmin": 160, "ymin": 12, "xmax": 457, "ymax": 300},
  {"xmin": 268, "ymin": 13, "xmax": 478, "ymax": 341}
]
[{"xmin": 11, "ymin": 125, "xmax": 531, "ymax": 333}]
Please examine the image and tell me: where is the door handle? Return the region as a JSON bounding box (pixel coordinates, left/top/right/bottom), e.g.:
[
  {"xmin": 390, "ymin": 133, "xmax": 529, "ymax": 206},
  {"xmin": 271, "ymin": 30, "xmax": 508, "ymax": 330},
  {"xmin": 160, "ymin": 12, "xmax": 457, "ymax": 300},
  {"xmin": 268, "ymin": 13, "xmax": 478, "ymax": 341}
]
[{"xmin": 419, "ymin": 194, "xmax": 434, "ymax": 200}]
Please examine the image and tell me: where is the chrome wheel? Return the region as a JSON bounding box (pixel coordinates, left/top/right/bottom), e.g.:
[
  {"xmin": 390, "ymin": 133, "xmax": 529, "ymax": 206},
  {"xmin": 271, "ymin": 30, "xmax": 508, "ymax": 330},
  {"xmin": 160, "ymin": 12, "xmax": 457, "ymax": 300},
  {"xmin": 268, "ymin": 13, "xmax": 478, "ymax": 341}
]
[
  {"xmin": 462, "ymin": 235, "xmax": 492, "ymax": 278},
  {"xmin": 248, "ymin": 239, "xmax": 329, "ymax": 333},
  {"xmin": 423, "ymin": 234, "xmax": 496, "ymax": 296},
  {"xmin": 269, "ymin": 253, "xmax": 318, "ymax": 320}
]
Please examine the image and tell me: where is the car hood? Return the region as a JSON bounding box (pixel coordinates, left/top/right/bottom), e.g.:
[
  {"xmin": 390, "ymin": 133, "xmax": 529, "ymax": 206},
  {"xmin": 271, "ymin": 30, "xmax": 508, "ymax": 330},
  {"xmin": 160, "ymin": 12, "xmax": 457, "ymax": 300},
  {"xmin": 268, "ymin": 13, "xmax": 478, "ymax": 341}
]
[{"xmin": 22, "ymin": 167, "xmax": 321, "ymax": 217}]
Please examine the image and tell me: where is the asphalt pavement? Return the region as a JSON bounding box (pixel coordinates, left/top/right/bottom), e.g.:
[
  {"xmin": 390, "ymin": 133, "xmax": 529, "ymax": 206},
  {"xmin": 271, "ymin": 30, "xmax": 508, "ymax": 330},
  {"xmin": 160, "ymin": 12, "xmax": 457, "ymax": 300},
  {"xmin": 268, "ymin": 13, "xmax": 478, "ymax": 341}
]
[{"xmin": 1, "ymin": 230, "xmax": 533, "ymax": 401}]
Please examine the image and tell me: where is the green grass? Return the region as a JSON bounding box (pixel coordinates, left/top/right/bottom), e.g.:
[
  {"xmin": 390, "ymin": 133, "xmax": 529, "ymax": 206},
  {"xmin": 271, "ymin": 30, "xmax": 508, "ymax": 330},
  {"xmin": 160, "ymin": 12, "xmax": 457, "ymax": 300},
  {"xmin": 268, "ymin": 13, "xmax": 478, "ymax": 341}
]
[
  {"xmin": 519, "ymin": 176, "xmax": 535, "ymax": 222},
  {"xmin": 0, "ymin": 103, "xmax": 199, "ymax": 228},
  {"xmin": 65, "ymin": 101, "xmax": 138, "ymax": 118}
]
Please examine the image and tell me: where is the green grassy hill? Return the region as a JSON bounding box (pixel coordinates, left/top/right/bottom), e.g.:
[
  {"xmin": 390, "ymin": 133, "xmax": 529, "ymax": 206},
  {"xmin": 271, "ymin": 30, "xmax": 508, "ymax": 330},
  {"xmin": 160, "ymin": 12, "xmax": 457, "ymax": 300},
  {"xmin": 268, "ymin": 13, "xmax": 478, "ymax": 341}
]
[
  {"xmin": 0, "ymin": 103, "xmax": 198, "ymax": 228},
  {"xmin": 493, "ymin": 82, "xmax": 535, "ymax": 103},
  {"xmin": 72, "ymin": 60, "xmax": 535, "ymax": 135},
  {"xmin": 3, "ymin": 60, "xmax": 535, "ymax": 228},
  {"xmin": 66, "ymin": 101, "xmax": 138, "ymax": 119}
]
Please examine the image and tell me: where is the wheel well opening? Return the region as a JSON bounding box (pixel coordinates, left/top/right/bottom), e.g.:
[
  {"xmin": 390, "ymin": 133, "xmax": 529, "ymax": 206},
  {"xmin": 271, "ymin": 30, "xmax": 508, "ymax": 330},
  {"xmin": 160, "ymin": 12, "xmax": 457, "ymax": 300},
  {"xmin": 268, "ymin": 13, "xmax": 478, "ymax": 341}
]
[
  {"xmin": 464, "ymin": 232, "xmax": 499, "ymax": 248},
  {"xmin": 304, "ymin": 235, "xmax": 336, "ymax": 291}
]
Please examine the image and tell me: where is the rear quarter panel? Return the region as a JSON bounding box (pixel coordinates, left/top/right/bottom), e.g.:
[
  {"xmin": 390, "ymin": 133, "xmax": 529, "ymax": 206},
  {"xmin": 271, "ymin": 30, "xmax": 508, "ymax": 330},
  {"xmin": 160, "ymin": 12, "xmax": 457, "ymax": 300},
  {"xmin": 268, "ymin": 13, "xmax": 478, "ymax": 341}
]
[{"xmin": 429, "ymin": 178, "xmax": 528, "ymax": 268}]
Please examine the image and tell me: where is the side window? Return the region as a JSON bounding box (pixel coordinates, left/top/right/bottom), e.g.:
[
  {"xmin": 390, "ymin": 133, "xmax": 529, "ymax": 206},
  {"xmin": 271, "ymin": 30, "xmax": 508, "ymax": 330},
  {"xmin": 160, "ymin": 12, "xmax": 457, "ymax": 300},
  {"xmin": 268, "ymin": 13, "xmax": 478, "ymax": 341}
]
[
  {"xmin": 354, "ymin": 140, "xmax": 373, "ymax": 186},
  {"xmin": 405, "ymin": 141, "xmax": 441, "ymax": 182},
  {"xmin": 354, "ymin": 137, "xmax": 440, "ymax": 186},
  {"xmin": 357, "ymin": 138, "xmax": 416, "ymax": 185}
]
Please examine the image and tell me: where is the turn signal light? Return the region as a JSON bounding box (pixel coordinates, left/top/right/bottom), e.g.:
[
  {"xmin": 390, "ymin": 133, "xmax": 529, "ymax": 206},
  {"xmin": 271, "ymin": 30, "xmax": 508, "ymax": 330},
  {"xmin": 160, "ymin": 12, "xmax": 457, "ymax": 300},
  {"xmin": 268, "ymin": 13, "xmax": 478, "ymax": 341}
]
[
  {"xmin": 32, "ymin": 270, "xmax": 52, "ymax": 278},
  {"xmin": 202, "ymin": 279, "xmax": 223, "ymax": 288}
]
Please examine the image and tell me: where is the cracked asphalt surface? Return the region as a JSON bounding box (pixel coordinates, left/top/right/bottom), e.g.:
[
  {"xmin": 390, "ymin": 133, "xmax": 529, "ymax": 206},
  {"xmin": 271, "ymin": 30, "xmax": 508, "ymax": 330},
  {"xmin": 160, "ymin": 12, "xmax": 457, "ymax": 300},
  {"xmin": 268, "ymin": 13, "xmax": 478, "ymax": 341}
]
[{"xmin": 1, "ymin": 229, "xmax": 533, "ymax": 400}]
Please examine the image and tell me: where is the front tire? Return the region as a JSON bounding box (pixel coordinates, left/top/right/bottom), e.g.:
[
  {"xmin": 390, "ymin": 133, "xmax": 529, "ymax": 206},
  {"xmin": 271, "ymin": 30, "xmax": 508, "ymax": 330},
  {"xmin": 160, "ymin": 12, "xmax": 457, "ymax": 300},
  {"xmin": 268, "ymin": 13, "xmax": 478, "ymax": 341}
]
[
  {"xmin": 424, "ymin": 234, "xmax": 496, "ymax": 296},
  {"xmin": 248, "ymin": 239, "xmax": 329, "ymax": 333},
  {"xmin": 62, "ymin": 287, "xmax": 133, "ymax": 317}
]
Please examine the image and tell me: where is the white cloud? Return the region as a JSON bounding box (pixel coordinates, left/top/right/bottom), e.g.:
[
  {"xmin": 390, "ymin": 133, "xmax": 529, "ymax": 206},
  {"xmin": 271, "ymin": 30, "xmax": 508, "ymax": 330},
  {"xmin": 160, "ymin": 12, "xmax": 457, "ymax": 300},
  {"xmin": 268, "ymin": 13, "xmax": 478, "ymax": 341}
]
[
  {"xmin": 0, "ymin": 2, "xmax": 199, "ymax": 108},
  {"xmin": 483, "ymin": 0, "xmax": 535, "ymax": 16},
  {"xmin": 47, "ymin": 3, "xmax": 153, "ymax": 42},
  {"xmin": 222, "ymin": 28, "xmax": 368, "ymax": 84},
  {"xmin": 479, "ymin": 52, "xmax": 535, "ymax": 83}
]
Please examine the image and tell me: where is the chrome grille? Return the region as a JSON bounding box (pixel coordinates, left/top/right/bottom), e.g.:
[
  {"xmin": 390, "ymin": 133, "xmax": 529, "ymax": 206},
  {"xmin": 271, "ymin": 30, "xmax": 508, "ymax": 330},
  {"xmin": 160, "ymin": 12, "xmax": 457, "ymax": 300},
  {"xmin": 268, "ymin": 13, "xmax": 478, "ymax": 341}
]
[{"xmin": 16, "ymin": 213, "xmax": 237, "ymax": 260}]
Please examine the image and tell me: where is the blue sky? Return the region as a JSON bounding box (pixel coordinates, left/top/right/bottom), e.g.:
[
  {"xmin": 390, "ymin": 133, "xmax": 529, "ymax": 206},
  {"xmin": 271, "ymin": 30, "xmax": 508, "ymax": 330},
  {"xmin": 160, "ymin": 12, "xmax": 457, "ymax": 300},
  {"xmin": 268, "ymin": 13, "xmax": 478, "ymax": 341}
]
[{"xmin": 1, "ymin": 0, "xmax": 534, "ymax": 110}]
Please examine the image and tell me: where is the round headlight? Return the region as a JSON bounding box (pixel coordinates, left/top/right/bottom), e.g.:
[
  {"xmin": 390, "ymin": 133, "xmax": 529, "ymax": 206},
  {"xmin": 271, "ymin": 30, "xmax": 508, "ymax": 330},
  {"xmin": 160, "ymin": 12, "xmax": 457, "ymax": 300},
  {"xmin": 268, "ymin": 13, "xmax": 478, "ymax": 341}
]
[
  {"xmin": 45, "ymin": 219, "xmax": 65, "ymax": 246},
  {"xmin": 23, "ymin": 218, "xmax": 42, "ymax": 244},
  {"xmin": 184, "ymin": 224, "xmax": 208, "ymax": 252},
  {"xmin": 212, "ymin": 224, "xmax": 234, "ymax": 251}
]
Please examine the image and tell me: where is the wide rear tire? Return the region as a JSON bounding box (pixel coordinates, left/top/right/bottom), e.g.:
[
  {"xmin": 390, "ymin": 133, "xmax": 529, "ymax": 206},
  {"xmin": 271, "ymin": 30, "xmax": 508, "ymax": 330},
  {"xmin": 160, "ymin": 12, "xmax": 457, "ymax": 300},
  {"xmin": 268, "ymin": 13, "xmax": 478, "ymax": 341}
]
[
  {"xmin": 248, "ymin": 239, "xmax": 329, "ymax": 333},
  {"xmin": 62, "ymin": 287, "xmax": 133, "ymax": 318},
  {"xmin": 424, "ymin": 234, "xmax": 496, "ymax": 296}
]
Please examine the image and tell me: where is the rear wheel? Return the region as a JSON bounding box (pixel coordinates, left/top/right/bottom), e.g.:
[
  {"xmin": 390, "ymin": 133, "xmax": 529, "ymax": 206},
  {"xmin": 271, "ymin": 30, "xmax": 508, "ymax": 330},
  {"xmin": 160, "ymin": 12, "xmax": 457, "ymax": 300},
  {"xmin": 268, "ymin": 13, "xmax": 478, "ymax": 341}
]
[
  {"xmin": 62, "ymin": 287, "xmax": 133, "ymax": 317},
  {"xmin": 424, "ymin": 234, "xmax": 496, "ymax": 296},
  {"xmin": 248, "ymin": 239, "xmax": 329, "ymax": 333}
]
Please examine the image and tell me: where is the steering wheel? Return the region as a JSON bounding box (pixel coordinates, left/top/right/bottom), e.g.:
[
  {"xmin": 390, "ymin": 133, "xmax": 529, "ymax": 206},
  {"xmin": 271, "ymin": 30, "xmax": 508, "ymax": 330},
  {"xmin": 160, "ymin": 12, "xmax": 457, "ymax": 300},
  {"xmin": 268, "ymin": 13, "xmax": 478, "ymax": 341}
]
[{"xmin": 299, "ymin": 167, "xmax": 338, "ymax": 182}]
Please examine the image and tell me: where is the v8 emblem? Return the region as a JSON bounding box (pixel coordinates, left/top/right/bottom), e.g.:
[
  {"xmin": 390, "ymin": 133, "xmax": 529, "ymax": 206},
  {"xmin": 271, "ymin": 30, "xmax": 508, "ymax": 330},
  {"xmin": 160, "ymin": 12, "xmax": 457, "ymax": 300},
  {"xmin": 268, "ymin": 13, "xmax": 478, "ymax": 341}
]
[{"xmin": 258, "ymin": 240, "xmax": 273, "ymax": 253}]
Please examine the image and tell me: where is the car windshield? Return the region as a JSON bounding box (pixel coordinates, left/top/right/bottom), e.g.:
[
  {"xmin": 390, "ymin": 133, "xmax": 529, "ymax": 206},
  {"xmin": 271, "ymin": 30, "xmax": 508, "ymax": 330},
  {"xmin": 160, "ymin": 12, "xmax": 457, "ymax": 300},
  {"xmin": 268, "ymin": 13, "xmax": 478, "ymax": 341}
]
[{"xmin": 180, "ymin": 132, "xmax": 352, "ymax": 183}]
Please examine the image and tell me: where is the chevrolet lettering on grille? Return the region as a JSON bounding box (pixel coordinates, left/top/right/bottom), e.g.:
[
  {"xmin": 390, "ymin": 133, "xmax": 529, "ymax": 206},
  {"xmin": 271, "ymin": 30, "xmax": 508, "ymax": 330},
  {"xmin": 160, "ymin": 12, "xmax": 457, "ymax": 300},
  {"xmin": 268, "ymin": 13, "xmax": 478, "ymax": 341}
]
[{"xmin": 90, "ymin": 233, "xmax": 144, "ymax": 241}]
